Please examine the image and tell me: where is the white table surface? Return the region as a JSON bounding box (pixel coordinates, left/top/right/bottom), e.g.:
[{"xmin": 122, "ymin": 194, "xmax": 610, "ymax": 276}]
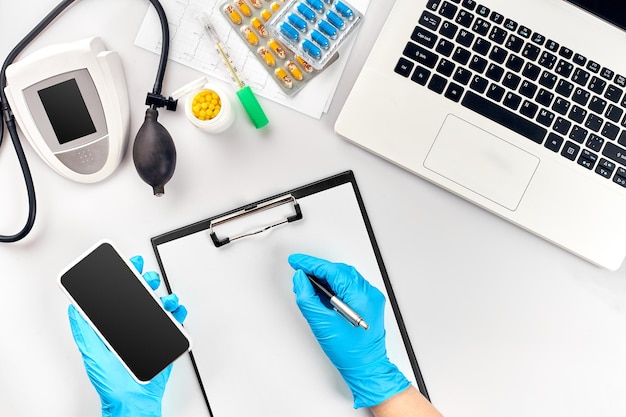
[{"xmin": 0, "ymin": 1, "xmax": 624, "ymax": 416}]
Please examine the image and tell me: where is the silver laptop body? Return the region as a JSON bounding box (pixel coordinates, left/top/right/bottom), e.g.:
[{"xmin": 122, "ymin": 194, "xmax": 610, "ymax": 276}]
[{"xmin": 336, "ymin": 0, "xmax": 626, "ymax": 270}]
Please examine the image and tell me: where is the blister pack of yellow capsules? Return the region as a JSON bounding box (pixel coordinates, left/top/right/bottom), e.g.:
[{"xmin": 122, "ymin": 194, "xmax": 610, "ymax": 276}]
[{"xmin": 221, "ymin": 0, "xmax": 335, "ymax": 95}]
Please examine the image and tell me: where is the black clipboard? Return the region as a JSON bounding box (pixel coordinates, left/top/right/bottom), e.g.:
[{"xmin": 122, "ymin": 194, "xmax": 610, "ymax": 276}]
[{"xmin": 151, "ymin": 170, "xmax": 429, "ymax": 416}]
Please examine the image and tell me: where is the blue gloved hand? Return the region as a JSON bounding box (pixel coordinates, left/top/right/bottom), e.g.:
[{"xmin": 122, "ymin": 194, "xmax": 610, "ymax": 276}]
[
  {"xmin": 289, "ymin": 253, "xmax": 410, "ymax": 408},
  {"xmin": 67, "ymin": 255, "xmax": 187, "ymax": 417}
]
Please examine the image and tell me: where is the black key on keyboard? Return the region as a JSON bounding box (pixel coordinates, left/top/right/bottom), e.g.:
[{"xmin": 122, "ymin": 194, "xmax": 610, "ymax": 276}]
[
  {"xmin": 545, "ymin": 39, "xmax": 559, "ymax": 52},
  {"xmin": 439, "ymin": 1, "xmax": 458, "ymax": 19},
  {"xmin": 559, "ymin": 46, "xmax": 573, "ymax": 59},
  {"xmin": 561, "ymin": 141, "xmax": 580, "ymax": 161},
  {"xmin": 462, "ymin": 91, "xmax": 547, "ymax": 143},
  {"xmin": 601, "ymin": 122, "xmax": 619, "ymax": 140},
  {"xmin": 504, "ymin": 18, "xmax": 517, "ymax": 31},
  {"xmin": 394, "ymin": 58, "xmax": 414, "ymax": 77},
  {"xmin": 572, "ymin": 88, "xmax": 590, "ymax": 106},
  {"xmin": 539, "ymin": 71, "xmax": 557, "ymax": 89},
  {"xmin": 573, "ymin": 53, "xmax": 587, "ymax": 67},
  {"xmin": 428, "ymin": 73, "xmax": 448, "ymax": 93},
  {"xmin": 531, "ymin": 32, "xmax": 545, "ymax": 45},
  {"xmin": 538, "ymin": 51, "xmax": 557, "ymax": 69},
  {"xmin": 520, "ymin": 100, "xmax": 539, "ymax": 119},
  {"xmin": 536, "ymin": 88, "xmax": 554, "ymax": 107},
  {"xmin": 578, "ymin": 149, "xmax": 597, "ymax": 169},
  {"xmin": 472, "ymin": 37, "xmax": 491, "ymax": 55},
  {"xmin": 435, "ymin": 38, "xmax": 455, "ymax": 56},
  {"xmin": 553, "ymin": 117, "xmax": 571, "ymax": 135},
  {"xmin": 616, "ymin": 168, "xmax": 626, "ymax": 188},
  {"xmin": 586, "ymin": 133, "xmax": 604, "ymax": 151},
  {"xmin": 571, "ymin": 68, "xmax": 590, "ymax": 87},
  {"xmin": 411, "ymin": 65, "xmax": 431, "ymax": 85},
  {"xmin": 505, "ymin": 34, "xmax": 524, "ymax": 53},
  {"xmin": 601, "ymin": 67, "xmax": 615, "ymax": 81},
  {"xmin": 552, "ymin": 97, "xmax": 571, "ymax": 115},
  {"xmin": 485, "ymin": 63, "xmax": 504, "ymax": 82},
  {"xmin": 404, "ymin": 42, "xmax": 439, "ymax": 68},
  {"xmin": 444, "ymin": 82, "xmax": 464, "ymax": 102},
  {"xmin": 569, "ymin": 106, "xmax": 587, "ymax": 124},
  {"xmin": 472, "ymin": 18, "xmax": 491, "ymax": 36},
  {"xmin": 486, "ymin": 83, "xmax": 505, "ymax": 101},
  {"xmin": 605, "ymin": 104, "xmax": 624, "ymax": 123},
  {"xmin": 470, "ymin": 74, "xmax": 488, "ymax": 93},
  {"xmin": 605, "ymin": 85, "xmax": 624, "ymax": 103},
  {"xmin": 589, "ymin": 76, "xmax": 606, "ymax": 95},
  {"xmin": 619, "ymin": 130, "xmax": 626, "ymax": 146},
  {"xmin": 555, "ymin": 79, "xmax": 574, "ymax": 97},
  {"xmin": 585, "ymin": 113, "xmax": 603, "ymax": 132},
  {"xmin": 505, "ymin": 54, "xmax": 524, "ymax": 72},
  {"xmin": 569, "ymin": 125, "xmax": 588, "ymax": 143},
  {"xmin": 596, "ymin": 159, "xmax": 616, "ymax": 179},
  {"xmin": 519, "ymin": 80, "xmax": 538, "ymax": 98},
  {"xmin": 456, "ymin": 29, "xmax": 474, "ymax": 47},
  {"xmin": 452, "ymin": 46, "xmax": 471, "ymax": 64},
  {"xmin": 517, "ymin": 25, "xmax": 531, "ymax": 38},
  {"xmin": 412, "ymin": 26, "xmax": 439, "ymax": 48},
  {"xmin": 436, "ymin": 58, "xmax": 456, "ymax": 76},
  {"xmin": 462, "ymin": 0, "xmax": 477, "ymax": 10},
  {"xmin": 522, "ymin": 63, "xmax": 541, "ymax": 81},
  {"xmin": 455, "ymin": 10, "xmax": 474, "ymax": 27},
  {"xmin": 603, "ymin": 142, "xmax": 626, "ymax": 166},
  {"xmin": 489, "ymin": 46, "xmax": 508, "ymax": 64},
  {"xmin": 616, "ymin": 74, "xmax": 626, "ymax": 88},
  {"xmin": 440, "ymin": 20, "xmax": 459, "ymax": 38},
  {"xmin": 490, "ymin": 11, "xmax": 504, "ymax": 24},
  {"xmin": 522, "ymin": 43, "xmax": 541, "ymax": 61},
  {"xmin": 537, "ymin": 108, "xmax": 555, "ymax": 127},
  {"xmin": 476, "ymin": 4, "xmax": 489, "ymax": 17},
  {"xmin": 469, "ymin": 55, "xmax": 488, "ymax": 73},
  {"xmin": 453, "ymin": 67, "xmax": 473, "ymax": 85},
  {"xmin": 589, "ymin": 96, "xmax": 607, "ymax": 115},
  {"xmin": 503, "ymin": 72, "xmax": 521, "ymax": 90},
  {"xmin": 426, "ymin": 0, "xmax": 441, "ymax": 11},
  {"xmin": 555, "ymin": 59, "xmax": 574, "ymax": 78},
  {"xmin": 545, "ymin": 132, "xmax": 563, "ymax": 152},
  {"xmin": 503, "ymin": 92, "xmax": 522, "ymax": 110},
  {"xmin": 420, "ymin": 10, "xmax": 442, "ymax": 31},
  {"xmin": 587, "ymin": 61, "xmax": 601, "ymax": 73},
  {"xmin": 489, "ymin": 26, "xmax": 507, "ymax": 44}
]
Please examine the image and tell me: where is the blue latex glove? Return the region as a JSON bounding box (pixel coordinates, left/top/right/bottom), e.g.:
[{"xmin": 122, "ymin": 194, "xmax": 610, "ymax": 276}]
[
  {"xmin": 289, "ymin": 253, "xmax": 410, "ymax": 408},
  {"xmin": 67, "ymin": 255, "xmax": 187, "ymax": 417}
]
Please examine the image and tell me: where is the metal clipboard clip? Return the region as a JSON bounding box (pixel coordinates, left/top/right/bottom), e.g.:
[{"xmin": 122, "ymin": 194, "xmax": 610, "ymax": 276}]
[{"xmin": 209, "ymin": 195, "xmax": 303, "ymax": 247}]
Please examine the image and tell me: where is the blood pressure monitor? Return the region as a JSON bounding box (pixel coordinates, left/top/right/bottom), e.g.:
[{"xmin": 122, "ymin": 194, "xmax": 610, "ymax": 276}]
[{"xmin": 4, "ymin": 37, "xmax": 129, "ymax": 183}]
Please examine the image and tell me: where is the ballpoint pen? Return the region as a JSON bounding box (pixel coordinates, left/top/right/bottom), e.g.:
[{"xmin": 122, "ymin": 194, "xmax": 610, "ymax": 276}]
[
  {"xmin": 197, "ymin": 12, "xmax": 269, "ymax": 129},
  {"xmin": 307, "ymin": 274, "xmax": 369, "ymax": 330}
]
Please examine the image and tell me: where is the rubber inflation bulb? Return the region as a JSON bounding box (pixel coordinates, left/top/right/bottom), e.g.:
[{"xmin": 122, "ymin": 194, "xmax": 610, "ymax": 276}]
[{"xmin": 133, "ymin": 108, "xmax": 177, "ymax": 196}]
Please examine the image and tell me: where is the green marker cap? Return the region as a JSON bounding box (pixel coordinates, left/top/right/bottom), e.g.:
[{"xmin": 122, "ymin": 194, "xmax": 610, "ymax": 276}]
[{"xmin": 236, "ymin": 86, "xmax": 269, "ymax": 129}]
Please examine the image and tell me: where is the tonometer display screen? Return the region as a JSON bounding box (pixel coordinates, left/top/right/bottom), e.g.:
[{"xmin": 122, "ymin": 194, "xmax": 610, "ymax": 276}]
[{"xmin": 38, "ymin": 78, "xmax": 96, "ymax": 144}]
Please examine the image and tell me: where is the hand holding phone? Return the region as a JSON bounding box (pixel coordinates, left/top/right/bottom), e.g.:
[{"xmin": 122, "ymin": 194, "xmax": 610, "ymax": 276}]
[{"xmin": 59, "ymin": 241, "xmax": 191, "ymax": 416}]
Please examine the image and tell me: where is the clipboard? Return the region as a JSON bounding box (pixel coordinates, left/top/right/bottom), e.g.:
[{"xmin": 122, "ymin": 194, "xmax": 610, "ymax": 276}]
[{"xmin": 151, "ymin": 171, "xmax": 429, "ymax": 416}]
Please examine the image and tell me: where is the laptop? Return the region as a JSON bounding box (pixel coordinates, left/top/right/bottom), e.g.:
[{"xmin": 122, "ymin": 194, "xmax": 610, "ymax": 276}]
[{"xmin": 335, "ymin": 0, "xmax": 626, "ymax": 270}]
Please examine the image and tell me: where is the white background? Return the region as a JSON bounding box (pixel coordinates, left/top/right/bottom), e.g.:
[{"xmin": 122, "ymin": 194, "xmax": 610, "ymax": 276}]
[{"xmin": 0, "ymin": 1, "xmax": 624, "ymax": 416}]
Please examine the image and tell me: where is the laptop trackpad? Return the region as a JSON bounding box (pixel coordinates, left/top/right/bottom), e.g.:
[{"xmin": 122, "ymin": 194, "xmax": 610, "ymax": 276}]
[{"xmin": 424, "ymin": 115, "xmax": 539, "ymax": 211}]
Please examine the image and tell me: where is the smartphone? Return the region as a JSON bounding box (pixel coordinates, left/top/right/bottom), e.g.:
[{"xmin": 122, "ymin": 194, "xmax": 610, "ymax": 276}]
[{"xmin": 58, "ymin": 240, "xmax": 191, "ymax": 383}]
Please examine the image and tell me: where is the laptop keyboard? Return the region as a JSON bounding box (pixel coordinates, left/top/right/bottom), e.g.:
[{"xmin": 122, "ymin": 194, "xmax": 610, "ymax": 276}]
[{"xmin": 394, "ymin": 0, "xmax": 626, "ymax": 188}]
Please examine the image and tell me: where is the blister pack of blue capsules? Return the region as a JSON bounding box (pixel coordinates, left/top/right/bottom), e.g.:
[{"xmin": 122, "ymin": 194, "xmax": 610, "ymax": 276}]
[
  {"xmin": 266, "ymin": 0, "xmax": 363, "ymax": 70},
  {"xmin": 221, "ymin": 0, "xmax": 335, "ymax": 95}
]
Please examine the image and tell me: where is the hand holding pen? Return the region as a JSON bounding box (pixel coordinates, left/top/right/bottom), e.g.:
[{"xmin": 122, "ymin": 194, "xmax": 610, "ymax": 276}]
[{"xmin": 288, "ymin": 254, "xmax": 410, "ymax": 409}]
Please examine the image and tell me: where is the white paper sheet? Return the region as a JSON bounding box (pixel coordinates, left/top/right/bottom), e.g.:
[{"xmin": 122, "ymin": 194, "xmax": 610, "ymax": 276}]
[{"xmin": 156, "ymin": 182, "xmax": 418, "ymax": 416}]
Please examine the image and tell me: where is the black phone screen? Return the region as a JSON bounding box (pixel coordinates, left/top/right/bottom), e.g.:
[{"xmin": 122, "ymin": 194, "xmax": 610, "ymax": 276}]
[{"xmin": 60, "ymin": 242, "xmax": 190, "ymax": 382}]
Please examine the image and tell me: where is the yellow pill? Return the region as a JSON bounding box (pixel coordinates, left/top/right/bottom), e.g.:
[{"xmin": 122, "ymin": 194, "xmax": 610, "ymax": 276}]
[
  {"xmin": 286, "ymin": 60, "xmax": 303, "ymax": 81},
  {"xmin": 235, "ymin": 0, "xmax": 252, "ymax": 17},
  {"xmin": 249, "ymin": 0, "xmax": 262, "ymax": 8},
  {"xmin": 191, "ymin": 90, "xmax": 221, "ymax": 120},
  {"xmin": 224, "ymin": 4, "xmax": 242, "ymax": 24},
  {"xmin": 295, "ymin": 55, "xmax": 314, "ymax": 73},
  {"xmin": 261, "ymin": 9, "xmax": 272, "ymax": 21},
  {"xmin": 270, "ymin": 1, "xmax": 281, "ymax": 11},
  {"xmin": 241, "ymin": 25, "xmax": 259, "ymax": 45},
  {"xmin": 268, "ymin": 38, "xmax": 286, "ymax": 59},
  {"xmin": 251, "ymin": 17, "xmax": 269, "ymax": 37},
  {"xmin": 257, "ymin": 46, "xmax": 276, "ymax": 66},
  {"xmin": 275, "ymin": 67, "xmax": 293, "ymax": 89}
]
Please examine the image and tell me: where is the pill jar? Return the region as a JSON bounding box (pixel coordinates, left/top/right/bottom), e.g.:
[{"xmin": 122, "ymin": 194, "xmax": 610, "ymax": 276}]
[{"xmin": 171, "ymin": 77, "xmax": 235, "ymax": 134}]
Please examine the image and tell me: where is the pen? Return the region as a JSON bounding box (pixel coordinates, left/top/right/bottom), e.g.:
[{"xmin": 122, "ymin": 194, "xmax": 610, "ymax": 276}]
[
  {"xmin": 197, "ymin": 12, "xmax": 269, "ymax": 129},
  {"xmin": 306, "ymin": 274, "xmax": 369, "ymax": 330}
]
